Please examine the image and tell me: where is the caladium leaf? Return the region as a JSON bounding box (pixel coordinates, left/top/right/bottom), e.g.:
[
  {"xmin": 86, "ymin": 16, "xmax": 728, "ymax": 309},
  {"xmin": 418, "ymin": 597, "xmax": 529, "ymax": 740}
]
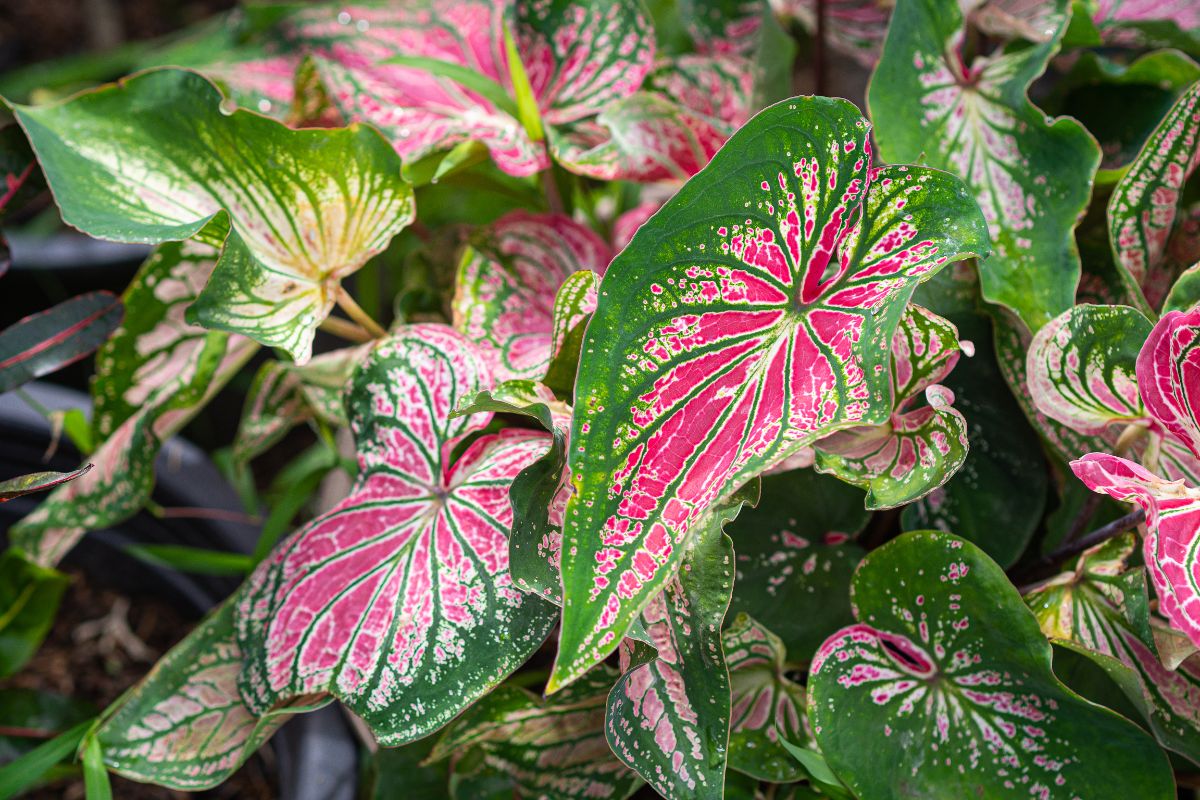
[
  {"xmin": 1091, "ymin": 0, "xmax": 1200, "ymax": 51},
  {"xmin": 869, "ymin": 0, "xmax": 1101, "ymax": 331},
  {"xmin": 1027, "ymin": 304, "xmax": 1153, "ymax": 436},
  {"xmin": 1137, "ymin": 307, "xmax": 1200, "ymax": 458},
  {"xmin": 728, "ymin": 467, "xmax": 869, "ymax": 661},
  {"xmin": 545, "ymin": 269, "xmax": 601, "ymax": 395},
  {"xmin": 453, "ymin": 211, "xmax": 610, "ymax": 383},
  {"xmin": 814, "ymin": 305, "xmax": 969, "ymax": 508},
  {"xmin": 0, "ymin": 467, "xmax": 90, "ymax": 502},
  {"xmin": 770, "ymin": 0, "xmax": 892, "ymax": 67},
  {"xmin": 10, "ymin": 68, "xmax": 414, "ymax": 363},
  {"xmin": 93, "ymin": 596, "xmax": 325, "ymax": 790},
  {"xmin": 1072, "ymin": 453, "xmax": 1200, "ymax": 649},
  {"xmin": 429, "ymin": 669, "xmax": 641, "ymax": 800},
  {"xmin": 234, "ymin": 345, "xmax": 368, "ymax": 465},
  {"xmin": 808, "ymin": 530, "xmax": 1177, "ymax": 799},
  {"xmin": 723, "ymin": 614, "xmax": 809, "ymax": 783},
  {"xmin": 0, "ymin": 292, "xmax": 122, "ymax": 393},
  {"xmin": 646, "ymin": 54, "xmax": 755, "ymax": 129},
  {"xmin": 11, "ymin": 237, "xmax": 258, "ymax": 567},
  {"xmin": 606, "ymin": 488, "xmax": 750, "ymax": 800},
  {"xmin": 235, "ymin": 326, "xmax": 558, "ymax": 745},
  {"xmin": 0, "ymin": 547, "xmax": 69, "ymax": 679},
  {"xmin": 551, "ymin": 95, "xmax": 990, "ymax": 691},
  {"xmin": 1026, "ymin": 534, "xmax": 1200, "ymax": 765},
  {"xmin": 1108, "ymin": 81, "xmax": 1200, "ymax": 309}
]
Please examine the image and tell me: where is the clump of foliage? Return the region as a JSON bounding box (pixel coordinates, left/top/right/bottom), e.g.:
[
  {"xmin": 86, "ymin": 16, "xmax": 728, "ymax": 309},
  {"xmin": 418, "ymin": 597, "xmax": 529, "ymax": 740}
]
[{"xmin": 2, "ymin": 0, "xmax": 1200, "ymax": 797}]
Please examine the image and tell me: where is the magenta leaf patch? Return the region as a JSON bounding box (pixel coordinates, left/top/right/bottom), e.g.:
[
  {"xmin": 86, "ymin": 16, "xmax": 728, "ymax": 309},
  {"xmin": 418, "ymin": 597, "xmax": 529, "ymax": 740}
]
[
  {"xmin": 235, "ymin": 326, "xmax": 558, "ymax": 745},
  {"xmin": 453, "ymin": 211, "xmax": 610, "ymax": 383},
  {"xmin": 813, "ymin": 304, "xmax": 970, "ymax": 509},
  {"xmin": 551, "ymin": 95, "xmax": 989, "ymax": 692},
  {"xmin": 808, "ymin": 530, "xmax": 1176, "ymax": 799}
]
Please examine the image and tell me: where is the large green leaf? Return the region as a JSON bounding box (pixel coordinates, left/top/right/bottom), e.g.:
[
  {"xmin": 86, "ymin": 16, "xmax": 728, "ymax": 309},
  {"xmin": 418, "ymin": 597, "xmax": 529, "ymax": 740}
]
[
  {"xmin": 92, "ymin": 596, "xmax": 321, "ymax": 790},
  {"xmin": 808, "ymin": 530, "xmax": 1177, "ymax": 799},
  {"xmin": 10, "ymin": 68, "xmax": 414, "ymax": 362},
  {"xmin": 429, "ymin": 669, "xmax": 641, "ymax": 800},
  {"xmin": 869, "ymin": 0, "xmax": 1101, "ymax": 331},
  {"xmin": 1027, "ymin": 534, "xmax": 1200, "ymax": 766},
  {"xmin": 727, "ymin": 467, "xmax": 868, "ymax": 661},
  {"xmin": 551, "ymin": 95, "xmax": 989, "ymax": 691},
  {"xmin": 0, "ymin": 547, "xmax": 69, "ymax": 679}
]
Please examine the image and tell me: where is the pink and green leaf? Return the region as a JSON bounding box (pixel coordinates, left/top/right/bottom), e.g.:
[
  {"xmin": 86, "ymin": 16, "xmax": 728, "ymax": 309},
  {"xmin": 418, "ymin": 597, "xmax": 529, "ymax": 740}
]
[
  {"xmin": 12, "ymin": 68, "xmax": 414, "ymax": 363},
  {"xmin": 869, "ymin": 0, "xmax": 1101, "ymax": 331},
  {"xmin": 93, "ymin": 595, "xmax": 324, "ymax": 790},
  {"xmin": 723, "ymin": 614, "xmax": 809, "ymax": 783},
  {"xmin": 235, "ymin": 326, "xmax": 558, "ymax": 745},
  {"xmin": 1026, "ymin": 534, "xmax": 1200, "ymax": 765},
  {"xmin": 0, "ymin": 292, "xmax": 122, "ymax": 394},
  {"xmin": 771, "ymin": 0, "xmax": 892, "ymax": 67},
  {"xmin": 453, "ymin": 211, "xmax": 611, "ymax": 383},
  {"xmin": 545, "ymin": 269, "xmax": 601, "ymax": 395},
  {"xmin": 551, "ymin": 95, "xmax": 989, "ymax": 691},
  {"xmin": 0, "ymin": 467, "xmax": 91, "ymax": 502},
  {"xmin": 808, "ymin": 530, "xmax": 1176, "ymax": 799},
  {"xmin": 605, "ymin": 488, "xmax": 751, "ymax": 800},
  {"xmin": 1108, "ymin": 81, "xmax": 1200, "ymax": 309},
  {"xmin": 428, "ymin": 669, "xmax": 641, "ymax": 800},
  {"xmin": 1027, "ymin": 304, "xmax": 1153, "ymax": 436},
  {"xmin": 1137, "ymin": 307, "xmax": 1200, "ymax": 459}
]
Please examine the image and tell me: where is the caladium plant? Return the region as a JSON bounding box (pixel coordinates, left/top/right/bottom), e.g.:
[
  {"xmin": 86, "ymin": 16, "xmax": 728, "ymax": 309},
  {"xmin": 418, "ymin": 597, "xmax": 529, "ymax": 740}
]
[{"xmin": 8, "ymin": 0, "xmax": 1200, "ymax": 797}]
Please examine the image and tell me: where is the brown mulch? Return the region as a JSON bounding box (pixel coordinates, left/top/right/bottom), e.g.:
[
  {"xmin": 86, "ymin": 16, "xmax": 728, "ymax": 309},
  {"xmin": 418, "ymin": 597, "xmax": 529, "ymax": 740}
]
[{"xmin": 1, "ymin": 570, "xmax": 277, "ymax": 799}]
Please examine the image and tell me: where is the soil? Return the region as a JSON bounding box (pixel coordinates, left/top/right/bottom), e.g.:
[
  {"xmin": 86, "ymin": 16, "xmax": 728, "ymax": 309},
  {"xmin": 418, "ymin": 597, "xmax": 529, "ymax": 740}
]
[{"xmin": 1, "ymin": 569, "xmax": 277, "ymax": 799}]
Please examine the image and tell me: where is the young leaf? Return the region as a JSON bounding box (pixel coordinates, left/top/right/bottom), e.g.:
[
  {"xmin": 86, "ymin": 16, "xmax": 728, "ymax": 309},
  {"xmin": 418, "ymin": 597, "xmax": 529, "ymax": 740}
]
[
  {"xmin": 727, "ymin": 468, "xmax": 869, "ymax": 661},
  {"xmin": 606, "ymin": 489, "xmax": 748, "ymax": 800},
  {"xmin": 1026, "ymin": 534, "xmax": 1200, "ymax": 765},
  {"xmin": 10, "ymin": 68, "xmax": 414, "ymax": 362},
  {"xmin": 0, "ymin": 547, "xmax": 70, "ymax": 679},
  {"xmin": 236, "ymin": 326, "xmax": 558, "ymax": 745},
  {"xmin": 93, "ymin": 596, "xmax": 319, "ymax": 790},
  {"xmin": 551, "ymin": 95, "xmax": 989, "ymax": 691},
  {"xmin": 452, "ymin": 211, "xmax": 611, "ymax": 383},
  {"xmin": 723, "ymin": 614, "xmax": 809, "ymax": 783},
  {"xmin": 0, "ymin": 292, "xmax": 122, "ymax": 393},
  {"xmin": 869, "ymin": 0, "xmax": 1100, "ymax": 331},
  {"xmin": 1108, "ymin": 81, "xmax": 1200, "ymax": 309},
  {"xmin": 808, "ymin": 530, "xmax": 1177, "ymax": 799},
  {"xmin": 429, "ymin": 670, "xmax": 641, "ymax": 800},
  {"xmin": 1027, "ymin": 304, "xmax": 1152, "ymax": 435}
]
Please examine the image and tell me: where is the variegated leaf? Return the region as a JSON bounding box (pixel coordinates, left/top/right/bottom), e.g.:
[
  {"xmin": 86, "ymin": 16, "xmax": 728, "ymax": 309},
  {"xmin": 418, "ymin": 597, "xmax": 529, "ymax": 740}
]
[
  {"xmin": 1109, "ymin": 81, "xmax": 1200, "ymax": 309},
  {"xmin": 723, "ymin": 614, "xmax": 809, "ymax": 783},
  {"xmin": 551, "ymin": 96, "xmax": 989, "ymax": 691},
  {"xmin": 870, "ymin": 0, "xmax": 1101, "ymax": 331},
  {"xmin": 814, "ymin": 304, "xmax": 969, "ymax": 508},
  {"xmin": 453, "ymin": 212, "xmax": 611, "ymax": 383},
  {"xmin": 11, "ymin": 68, "xmax": 414, "ymax": 363},
  {"xmin": 1027, "ymin": 304, "xmax": 1152, "ymax": 436},
  {"xmin": 235, "ymin": 326, "xmax": 558, "ymax": 744},
  {"xmin": 1091, "ymin": 0, "xmax": 1200, "ymax": 50},
  {"xmin": 646, "ymin": 54, "xmax": 755, "ymax": 129},
  {"xmin": 1026, "ymin": 534, "xmax": 1200, "ymax": 765},
  {"xmin": 429, "ymin": 669, "xmax": 641, "ymax": 800},
  {"xmin": 0, "ymin": 292, "xmax": 122, "ymax": 393},
  {"xmin": 606, "ymin": 489, "xmax": 749, "ymax": 800},
  {"xmin": 0, "ymin": 467, "xmax": 91, "ymax": 502},
  {"xmin": 808, "ymin": 530, "xmax": 1177, "ymax": 799},
  {"xmin": 546, "ymin": 269, "xmax": 601, "ymax": 394},
  {"xmin": 770, "ymin": 0, "xmax": 892, "ymax": 67},
  {"xmin": 234, "ymin": 345, "xmax": 368, "ymax": 464},
  {"xmin": 1137, "ymin": 307, "xmax": 1200, "ymax": 458},
  {"xmin": 728, "ymin": 467, "xmax": 869, "ymax": 661},
  {"xmin": 11, "ymin": 238, "xmax": 257, "ymax": 566},
  {"xmin": 94, "ymin": 596, "xmax": 325, "ymax": 791}
]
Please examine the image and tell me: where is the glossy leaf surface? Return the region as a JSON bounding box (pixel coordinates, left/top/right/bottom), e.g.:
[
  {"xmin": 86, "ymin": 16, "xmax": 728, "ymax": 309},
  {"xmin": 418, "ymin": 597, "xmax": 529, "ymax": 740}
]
[{"xmin": 553, "ymin": 95, "xmax": 989, "ymax": 690}]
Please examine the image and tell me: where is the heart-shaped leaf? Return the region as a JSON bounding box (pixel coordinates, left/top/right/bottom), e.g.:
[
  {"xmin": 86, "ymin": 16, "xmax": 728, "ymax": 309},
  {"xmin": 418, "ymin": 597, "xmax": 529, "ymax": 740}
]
[
  {"xmin": 10, "ymin": 68, "xmax": 414, "ymax": 363},
  {"xmin": 93, "ymin": 596, "xmax": 322, "ymax": 790},
  {"xmin": 429, "ymin": 669, "xmax": 641, "ymax": 800},
  {"xmin": 1026, "ymin": 534, "xmax": 1200, "ymax": 765},
  {"xmin": 606, "ymin": 488, "xmax": 750, "ymax": 800},
  {"xmin": 870, "ymin": 0, "xmax": 1101, "ymax": 331},
  {"xmin": 723, "ymin": 614, "xmax": 809, "ymax": 782},
  {"xmin": 551, "ymin": 95, "xmax": 989, "ymax": 691},
  {"xmin": 808, "ymin": 530, "xmax": 1176, "ymax": 799},
  {"xmin": 453, "ymin": 212, "xmax": 610, "ymax": 383},
  {"xmin": 1028, "ymin": 304, "xmax": 1152, "ymax": 435},
  {"xmin": 727, "ymin": 467, "xmax": 869, "ymax": 661},
  {"xmin": 236, "ymin": 326, "xmax": 558, "ymax": 745},
  {"xmin": 1109, "ymin": 81, "xmax": 1200, "ymax": 309}
]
